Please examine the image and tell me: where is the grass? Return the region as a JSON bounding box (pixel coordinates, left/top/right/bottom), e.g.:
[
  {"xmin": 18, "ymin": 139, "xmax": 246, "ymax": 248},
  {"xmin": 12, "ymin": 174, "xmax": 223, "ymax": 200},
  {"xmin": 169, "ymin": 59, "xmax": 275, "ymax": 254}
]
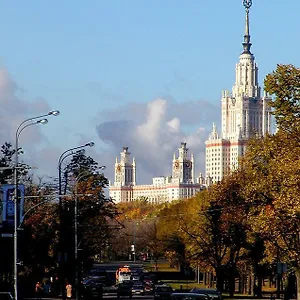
[
  {"xmin": 143, "ymin": 261, "xmax": 278, "ymax": 297},
  {"xmin": 161, "ymin": 280, "xmax": 206, "ymax": 290},
  {"xmin": 143, "ymin": 261, "xmax": 179, "ymax": 272}
]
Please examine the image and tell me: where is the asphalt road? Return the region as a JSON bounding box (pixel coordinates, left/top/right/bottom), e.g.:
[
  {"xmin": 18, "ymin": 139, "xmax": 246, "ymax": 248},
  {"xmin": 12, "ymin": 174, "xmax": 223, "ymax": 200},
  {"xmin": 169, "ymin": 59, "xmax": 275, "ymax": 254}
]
[
  {"xmin": 24, "ymin": 296, "xmax": 154, "ymax": 300},
  {"xmin": 104, "ymin": 295, "xmax": 154, "ymax": 299}
]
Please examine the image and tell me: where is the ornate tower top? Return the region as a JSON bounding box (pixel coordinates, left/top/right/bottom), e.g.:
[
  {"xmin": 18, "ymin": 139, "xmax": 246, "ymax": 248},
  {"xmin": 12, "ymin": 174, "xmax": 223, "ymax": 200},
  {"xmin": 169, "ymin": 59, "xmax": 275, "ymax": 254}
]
[
  {"xmin": 243, "ymin": 0, "xmax": 252, "ymax": 9},
  {"xmin": 242, "ymin": 0, "xmax": 252, "ymax": 54}
]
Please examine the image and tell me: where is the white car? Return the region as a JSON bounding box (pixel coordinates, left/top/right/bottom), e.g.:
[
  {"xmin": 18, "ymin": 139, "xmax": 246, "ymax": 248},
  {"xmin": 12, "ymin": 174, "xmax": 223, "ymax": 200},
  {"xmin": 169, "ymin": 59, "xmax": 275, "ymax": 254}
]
[{"xmin": 131, "ymin": 284, "xmax": 145, "ymax": 295}]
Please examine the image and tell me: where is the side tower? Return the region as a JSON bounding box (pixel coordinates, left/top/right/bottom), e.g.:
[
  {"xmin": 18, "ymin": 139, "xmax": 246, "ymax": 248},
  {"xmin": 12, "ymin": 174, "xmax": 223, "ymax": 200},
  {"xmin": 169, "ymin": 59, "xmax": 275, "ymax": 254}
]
[
  {"xmin": 110, "ymin": 147, "xmax": 136, "ymax": 203},
  {"xmin": 114, "ymin": 147, "xmax": 136, "ymax": 186},
  {"xmin": 172, "ymin": 142, "xmax": 194, "ymax": 184}
]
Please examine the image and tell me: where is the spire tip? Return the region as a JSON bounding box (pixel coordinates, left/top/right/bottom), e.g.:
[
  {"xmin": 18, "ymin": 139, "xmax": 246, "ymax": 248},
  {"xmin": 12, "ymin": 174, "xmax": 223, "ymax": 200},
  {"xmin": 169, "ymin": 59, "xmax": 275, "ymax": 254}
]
[
  {"xmin": 243, "ymin": 0, "xmax": 252, "ymax": 9},
  {"xmin": 242, "ymin": 0, "xmax": 252, "ymax": 54}
]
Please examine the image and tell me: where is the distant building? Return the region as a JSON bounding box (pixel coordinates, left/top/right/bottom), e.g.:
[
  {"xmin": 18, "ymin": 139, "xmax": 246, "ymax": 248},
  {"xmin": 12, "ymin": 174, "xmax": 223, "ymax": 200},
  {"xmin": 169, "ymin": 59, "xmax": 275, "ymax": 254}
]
[
  {"xmin": 205, "ymin": 2, "xmax": 272, "ymax": 183},
  {"xmin": 109, "ymin": 143, "xmax": 204, "ymax": 203}
]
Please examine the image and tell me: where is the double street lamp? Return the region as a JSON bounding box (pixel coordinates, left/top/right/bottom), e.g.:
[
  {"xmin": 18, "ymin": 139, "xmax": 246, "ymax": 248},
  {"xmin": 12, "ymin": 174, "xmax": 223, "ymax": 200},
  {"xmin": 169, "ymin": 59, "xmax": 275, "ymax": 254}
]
[
  {"xmin": 57, "ymin": 142, "xmax": 94, "ymax": 300},
  {"xmin": 14, "ymin": 110, "xmax": 60, "ymax": 300}
]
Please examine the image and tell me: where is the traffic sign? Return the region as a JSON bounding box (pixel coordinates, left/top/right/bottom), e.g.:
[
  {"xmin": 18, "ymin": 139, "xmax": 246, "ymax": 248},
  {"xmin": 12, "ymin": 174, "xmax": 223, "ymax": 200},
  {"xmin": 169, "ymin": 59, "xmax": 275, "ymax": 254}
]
[{"xmin": 1, "ymin": 233, "xmax": 13, "ymax": 237}]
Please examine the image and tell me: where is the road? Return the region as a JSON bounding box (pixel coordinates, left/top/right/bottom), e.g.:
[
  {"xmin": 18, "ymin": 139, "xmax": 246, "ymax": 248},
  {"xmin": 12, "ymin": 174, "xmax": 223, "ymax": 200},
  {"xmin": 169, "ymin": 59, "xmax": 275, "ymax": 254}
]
[
  {"xmin": 24, "ymin": 296, "xmax": 154, "ymax": 300},
  {"xmin": 103, "ymin": 295, "xmax": 154, "ymax": 300}
]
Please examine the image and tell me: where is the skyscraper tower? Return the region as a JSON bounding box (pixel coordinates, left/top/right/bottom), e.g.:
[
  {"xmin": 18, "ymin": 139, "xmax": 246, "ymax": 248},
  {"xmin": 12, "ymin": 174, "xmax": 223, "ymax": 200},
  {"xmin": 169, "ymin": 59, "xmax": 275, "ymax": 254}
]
[{"xmin": 205, "ymin": 0, "xmax": 272, "ymax": 183}]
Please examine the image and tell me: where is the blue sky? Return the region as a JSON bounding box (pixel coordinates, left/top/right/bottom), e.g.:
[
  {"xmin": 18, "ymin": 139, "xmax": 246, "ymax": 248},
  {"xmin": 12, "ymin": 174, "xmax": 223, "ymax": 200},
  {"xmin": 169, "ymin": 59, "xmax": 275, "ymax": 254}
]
[{"xmin": 0, "ymin": 0, "xmax": 299, "ymax": 184}]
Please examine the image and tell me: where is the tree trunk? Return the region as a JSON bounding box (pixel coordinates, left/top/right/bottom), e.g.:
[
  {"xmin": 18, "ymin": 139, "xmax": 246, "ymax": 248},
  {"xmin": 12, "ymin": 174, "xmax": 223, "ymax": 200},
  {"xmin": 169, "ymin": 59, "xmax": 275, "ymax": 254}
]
[
  {"xmin": 248, "ymin": 274, "xmax": 253, "ymax": 295},
  {"xmin": 257, "ymin": 276, "xmax": 263, "ymax": 298},
  {"xmin": 228, "ymin": 267, "xmax": 235, "ymax": 297},
  {"xmin": 216, "ymin": 268, "xmax": 224, "ymax": 292},
  {"xmin": 295, "ymin": 267, "xmax": 300, "ymax": 300}
]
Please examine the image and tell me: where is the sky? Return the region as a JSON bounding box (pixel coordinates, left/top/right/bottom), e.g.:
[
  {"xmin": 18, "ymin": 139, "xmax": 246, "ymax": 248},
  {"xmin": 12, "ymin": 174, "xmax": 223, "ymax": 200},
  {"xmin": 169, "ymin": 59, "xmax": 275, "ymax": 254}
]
[{"xmin": 0, "ymin": 0, "xmax": 299, "ymax": 186}]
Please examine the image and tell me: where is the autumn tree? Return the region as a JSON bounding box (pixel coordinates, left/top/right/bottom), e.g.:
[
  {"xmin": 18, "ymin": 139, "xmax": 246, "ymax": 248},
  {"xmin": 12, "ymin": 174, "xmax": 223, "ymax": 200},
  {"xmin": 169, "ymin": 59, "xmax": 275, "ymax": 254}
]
[
  {"xmin": 157, "ymin": 200, "xmax": 191, "ymax": 273},
  {"xmin": 241, "ymin": 64, "xmax": 300, "ymax": 300},
  {"xmin": 20, "ymin": 182, "xmax": 58, "ymax": 281},
  {"xmin": 265, "ymin": 64, "xmax": 300, "ymax": 138},
  {"xmin": 138, "ymin": 218, "xmax": 165, "ymax": 270},
  {"xmin": 58, "ymin": 151, "xmax": 118, "ymax": 278},
  {"xmin": 176, "ymin": 174, "xmax": 250, "ymax": 295},
  {"xmin": 111, "ymin": 200, "xmax": 163, "ymax": 261}
]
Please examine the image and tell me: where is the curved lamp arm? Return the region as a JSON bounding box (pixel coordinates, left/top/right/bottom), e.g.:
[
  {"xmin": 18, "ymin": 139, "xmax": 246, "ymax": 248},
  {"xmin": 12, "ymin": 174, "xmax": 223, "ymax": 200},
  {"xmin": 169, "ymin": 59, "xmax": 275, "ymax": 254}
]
[{"xmin": 16, "ymin": 110, "xmax": 59, "ymax": 137}]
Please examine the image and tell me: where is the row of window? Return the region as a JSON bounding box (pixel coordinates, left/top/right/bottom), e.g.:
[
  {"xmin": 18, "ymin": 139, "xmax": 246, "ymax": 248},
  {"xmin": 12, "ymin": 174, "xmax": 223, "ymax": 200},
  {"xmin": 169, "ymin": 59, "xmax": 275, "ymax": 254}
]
[{"xmin": 207, "ymin": 148, "xmax": 240, "ymax": 153}]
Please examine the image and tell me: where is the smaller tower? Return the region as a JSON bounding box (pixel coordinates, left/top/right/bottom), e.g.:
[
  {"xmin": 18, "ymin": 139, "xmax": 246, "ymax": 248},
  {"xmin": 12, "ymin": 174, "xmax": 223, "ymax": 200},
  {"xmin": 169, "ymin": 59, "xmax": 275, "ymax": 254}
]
[
  {"xmin": 172, "ymin": 142, "xmax": 194, "ymax": 184},
  {"xmin": 114, "ymin": 147, "xmax": 136, "ymax": 186},
  {"xmin": 197, "ymin": 173, "xmax": 205, "ymax": 185}
]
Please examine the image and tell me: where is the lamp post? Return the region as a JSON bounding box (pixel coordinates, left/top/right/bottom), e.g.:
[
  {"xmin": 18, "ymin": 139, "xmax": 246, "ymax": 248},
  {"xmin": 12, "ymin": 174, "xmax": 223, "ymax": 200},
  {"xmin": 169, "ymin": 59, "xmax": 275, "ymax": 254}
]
[
  {"xmin": 58, "ymin": 142, "xmax": 94, "ymax": 300},
  {"xmin": 14, "ymin": 110, "xmax": 59, "ymax": 300},
  {"xmin": 73, "ymin": 166, "xmax": 105, "ymax": 300}
]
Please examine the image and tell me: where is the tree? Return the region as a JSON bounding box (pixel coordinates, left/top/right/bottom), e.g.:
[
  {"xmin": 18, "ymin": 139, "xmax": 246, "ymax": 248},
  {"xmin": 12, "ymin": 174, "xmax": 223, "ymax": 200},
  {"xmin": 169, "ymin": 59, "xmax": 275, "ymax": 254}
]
[
  {"xmin": 164, "ymin": 233, "xmax": 186, "ymax": 271},
  {"xmin": 139, "ymin": 218, "xmax": 164, "ymax": 270},
  {"xmin": 63, "ymin": 152, "xmax": 118, "ymax": 273},
  {"xmin": 265, "ymin": 64, "xmax": 300, "ymax": 137},
  {"xmin": 157, "ymin": 200, "xmax": 192, "ymax": 273},
  {"xmin": 0, "ymin": 142, "xmax": 29, "ymax": 184},
  {"xmin": 110, "ymin": 200, "xmax": 163, "ymax": 262},
  {"xmin": 176, "ymin": 174, "xmax": 249, "ymax": 295},
  {"xmin": 15, "ymin": 178, "xmax": 59, "ymax": 297},
  {"xmin": 241, "ymin": 64, "xmax": 300, "ymax": 300}
]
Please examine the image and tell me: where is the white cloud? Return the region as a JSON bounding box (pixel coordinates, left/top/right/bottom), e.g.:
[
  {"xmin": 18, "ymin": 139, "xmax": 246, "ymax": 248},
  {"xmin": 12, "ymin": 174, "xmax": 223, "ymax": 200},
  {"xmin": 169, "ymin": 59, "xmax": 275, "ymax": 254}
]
[
  {"xmin": 167, "ymin": 118, "xmax": 180, "ymax": 133},
  {"xmin": 96, "ymin": 97, "xmax": 220, "ymax": 184}
]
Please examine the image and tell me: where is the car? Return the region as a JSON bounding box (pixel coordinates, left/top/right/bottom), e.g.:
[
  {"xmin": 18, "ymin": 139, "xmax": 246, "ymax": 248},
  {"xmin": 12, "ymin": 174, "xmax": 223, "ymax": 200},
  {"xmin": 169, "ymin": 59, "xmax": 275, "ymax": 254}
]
[
  {"xmin": 0, "ymin": 292, "xmax": 14, "ymax": 300},
  {"xmin": 144, "ymin": 282, "xmax": 154, "ymax": 294},
  {"xmin": 190, "ymin": 288, "xmax": 222, "ymax": 300},
  {"xmin": 117, "ymin": 282, "xmax": 133, "ymax": 299},
  {"xmin": 82, "ymin": 278, "xmax": 104, "ymax": 299},
  {"xmin": 131, "ymin": 283, "xmax": 145, "ymax": 295},
  {"xmin": 154, "ymin": 284, "xmax": 173, "ymax": 300},
  {"xmin": 171, "ymin": 293, "xmax": 210, "ymax": 300}
]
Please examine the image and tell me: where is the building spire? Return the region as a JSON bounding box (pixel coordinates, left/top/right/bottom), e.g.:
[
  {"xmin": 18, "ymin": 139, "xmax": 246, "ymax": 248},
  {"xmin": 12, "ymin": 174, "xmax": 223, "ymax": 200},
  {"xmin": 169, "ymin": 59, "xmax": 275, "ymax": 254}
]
[{"xmin": 242, "ymin": 0, "xmax": 252, "ymax": 54}]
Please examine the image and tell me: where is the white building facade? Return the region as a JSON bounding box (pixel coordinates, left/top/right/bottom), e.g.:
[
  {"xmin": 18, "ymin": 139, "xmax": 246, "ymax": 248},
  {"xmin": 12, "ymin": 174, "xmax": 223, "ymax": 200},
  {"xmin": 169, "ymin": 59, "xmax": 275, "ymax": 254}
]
[
  {"xmin": 109, "ymin": 143, "xmax": 203, "ymax": 203},
  {"xmin": 205, "ymin": 2, "xmax": 272, "ymax": 183}
]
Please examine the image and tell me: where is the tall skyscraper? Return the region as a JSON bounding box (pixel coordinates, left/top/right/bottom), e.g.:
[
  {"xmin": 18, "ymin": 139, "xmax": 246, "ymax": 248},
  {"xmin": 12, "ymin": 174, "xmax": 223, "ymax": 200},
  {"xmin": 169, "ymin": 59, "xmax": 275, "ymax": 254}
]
[{"xmin": 205, "ymin": 0, "xmax": 272, "ymax": 183}]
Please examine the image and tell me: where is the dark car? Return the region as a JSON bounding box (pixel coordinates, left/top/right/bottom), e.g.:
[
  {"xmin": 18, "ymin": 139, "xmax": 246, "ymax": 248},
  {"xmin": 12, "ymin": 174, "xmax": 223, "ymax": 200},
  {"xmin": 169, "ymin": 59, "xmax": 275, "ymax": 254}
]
[
  {"xmin": 0, "ymin": 292, "xmax": 14, "ymax": 300},
  {"xmin": 171, "ymin": 293, "xmax": 210, "ymax": 300},
  {"xmin": 144, "ymin": 282, "xmax": 154, "ymax": 294},
  {"xmin": 190, "ymin": 288, "xmax": 222, "ymax": 300},
  {"xmin": 154, "ymin": 285, "xmax": 173, "ymax": 300},
  {"xmin": 117, "ymin": 282, "xmax": 133, "ymax": 299},
  {"xmin": 82, "ymin": 277, "xmax": 104, "ymax": 299}
]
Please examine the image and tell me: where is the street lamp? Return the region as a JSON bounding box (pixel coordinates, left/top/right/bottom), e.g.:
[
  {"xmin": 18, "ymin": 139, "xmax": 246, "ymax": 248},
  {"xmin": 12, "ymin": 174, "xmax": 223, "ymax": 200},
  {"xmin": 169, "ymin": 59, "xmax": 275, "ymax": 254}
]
[
  {"xmin": 14, "ymin": 110, "xmax": 59, "ymax": 300},
  {"xmin": 57, "ymin": 142, "xmax": 94, "ymax": 300},
  {"xmin": 74, "ymin": 166, "xmax": 105, "ymax": 300}
]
